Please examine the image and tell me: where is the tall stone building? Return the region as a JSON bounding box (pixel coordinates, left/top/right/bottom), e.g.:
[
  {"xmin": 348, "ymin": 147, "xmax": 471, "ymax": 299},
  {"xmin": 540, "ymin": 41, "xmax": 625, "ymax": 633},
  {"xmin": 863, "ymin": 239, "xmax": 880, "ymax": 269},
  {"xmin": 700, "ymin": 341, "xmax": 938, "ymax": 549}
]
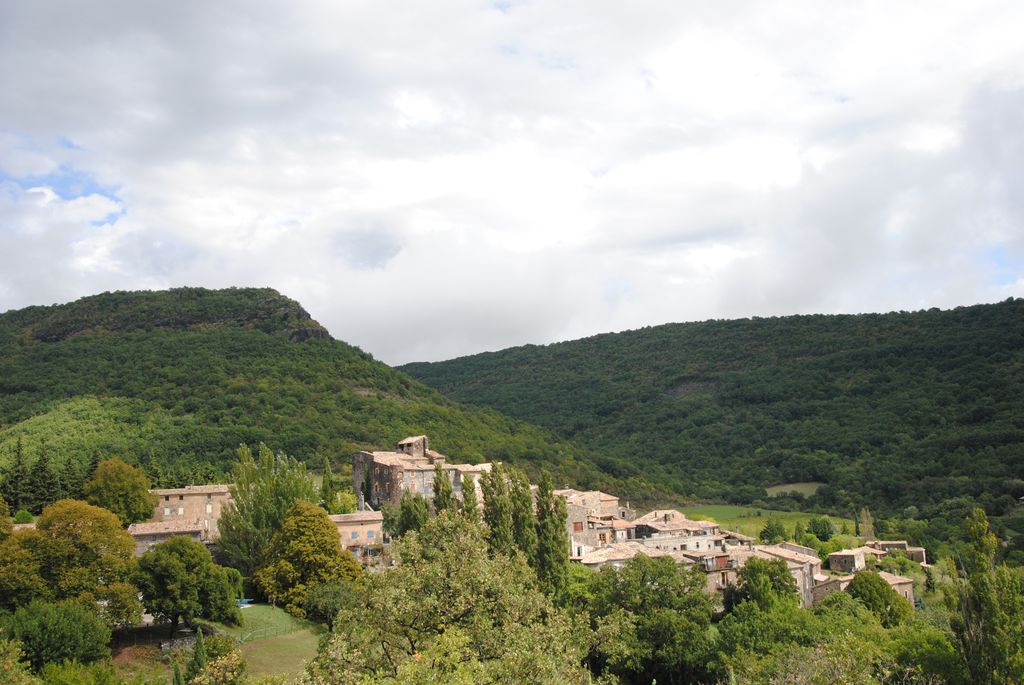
[{"xmin": 353, "ymin": 435, "xmax": 490, "ymax": 509}]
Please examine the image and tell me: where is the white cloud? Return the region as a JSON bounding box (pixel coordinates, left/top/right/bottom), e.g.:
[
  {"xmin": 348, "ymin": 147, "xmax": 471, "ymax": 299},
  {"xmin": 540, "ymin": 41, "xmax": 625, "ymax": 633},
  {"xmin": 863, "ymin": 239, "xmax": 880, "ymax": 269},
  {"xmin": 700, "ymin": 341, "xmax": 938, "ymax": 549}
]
[{"xmin": 1, "ymin": 1, "xmax": 1023, "ymax": 363}]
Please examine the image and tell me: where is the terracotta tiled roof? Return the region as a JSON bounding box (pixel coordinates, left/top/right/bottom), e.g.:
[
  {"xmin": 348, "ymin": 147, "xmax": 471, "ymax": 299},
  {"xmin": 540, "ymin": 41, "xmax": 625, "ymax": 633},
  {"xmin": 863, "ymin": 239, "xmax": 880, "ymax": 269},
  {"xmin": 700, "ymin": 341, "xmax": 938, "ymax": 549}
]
[
  {"xmin": 329, "ymin": 511, "xmax": 384, "ymax": 524},
  {"xmin": 151, "ymin": 484, "xmax": 231, "ymax": 496},
  {"xmin": 128, "ymin": 520, "xmax": 204, "ymax": 536}
]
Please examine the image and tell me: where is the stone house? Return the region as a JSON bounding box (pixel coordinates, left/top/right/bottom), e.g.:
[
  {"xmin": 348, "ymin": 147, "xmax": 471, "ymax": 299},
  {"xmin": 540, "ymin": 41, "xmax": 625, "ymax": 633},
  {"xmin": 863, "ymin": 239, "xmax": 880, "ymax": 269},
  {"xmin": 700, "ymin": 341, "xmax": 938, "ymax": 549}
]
[
  {"xmin": 330, "ymin": 510, "xmax": 384, "ymax": 558},
  {"xmin": 150, "ymin": 484, "xmax": 232, "ymax": 540},
  {"xmin": 867, "ymin": 540, "xmax": 927, "ymax": 564},
  {"xmin": 755, "ymin": 545, "xmax": 822, "ymax": 608},
  {"xmin": 811, "ymin": 574, "xmax": 854, "ymax": 604},
  {"xmin": 558, "ymin": 489, "xmax": 636, "ymax": 559},
  {"xmin": 352, "ymin": 436, "xmax": 490, "ymax": 509},
  {"xmin": 878, "ymin": 570, "xmax": 916, "ymax": 604},
  {"xmin": 578, "ymin": 541, "xmax": 673, "ymax": 570},
  {"xmin": 127, "ymin": 519, "xmax": 206, "ymax": 556},
  {"xmin": 633, "ymin": 510, "xmax": 720, "ymax": 538},
  {"xmin": 828, "ymin": 549, "xmax": 866, "ymax": 573}
]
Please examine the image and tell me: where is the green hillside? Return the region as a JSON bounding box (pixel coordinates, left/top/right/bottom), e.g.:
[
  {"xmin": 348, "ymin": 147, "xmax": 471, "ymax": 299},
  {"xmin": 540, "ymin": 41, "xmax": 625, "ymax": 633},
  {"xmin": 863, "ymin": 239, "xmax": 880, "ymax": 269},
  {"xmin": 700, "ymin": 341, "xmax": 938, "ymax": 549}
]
[
  {"xmin": 400, "ymin": 299, "xmax": 1024, "ymax": 517},
  {"xmin": 0, "ymin": 287, "xmax": 614, "ymax": 491}
]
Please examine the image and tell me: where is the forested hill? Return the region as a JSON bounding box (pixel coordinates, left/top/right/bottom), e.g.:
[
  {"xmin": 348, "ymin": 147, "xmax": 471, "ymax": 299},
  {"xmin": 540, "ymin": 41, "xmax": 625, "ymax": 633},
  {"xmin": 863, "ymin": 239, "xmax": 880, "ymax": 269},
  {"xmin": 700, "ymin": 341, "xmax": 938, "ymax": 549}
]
[
  {"xmin": 0, "ymin": 287, "xmax": 612, "ymax": 491},
  {"xmin": 401, "ymin": 299, "xmax": 1024, "ymax": 517}
]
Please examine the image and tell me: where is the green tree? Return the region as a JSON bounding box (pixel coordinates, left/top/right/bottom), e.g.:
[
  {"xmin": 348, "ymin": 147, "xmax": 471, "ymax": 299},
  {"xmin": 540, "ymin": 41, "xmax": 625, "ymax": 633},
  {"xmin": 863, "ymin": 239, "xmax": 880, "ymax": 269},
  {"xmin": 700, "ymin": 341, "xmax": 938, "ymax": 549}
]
[
  {"xmin": 33, "ymin": 499, "xmax": 136, "ymax": 600},
  {"xmin": 305, "ymin": 581, "xmax": 354, "ymax": 631},
  {"xmin": 586, "ymin": 554, "xmax": 715, "ymax": 684},
  {"xmin": 0, "ymin": 637, "xmax": 39, "ymax": 685},
  {"xmin": 218, "ymin": 443, "xmax": 318, "ymax": 575},
  {"xmin": 187, "ymin": 627, "xmax": 209, "ymax": 682},
  {"xmin": 0, "ymin": 530, "xmax": 48, "ymax": 610},
  {"xmin": 0, "ymin": 494, "xmax": 12, "ymax": 540},
  {"xmin": 254, "ymin": 501, "xmax": 361, "ymax": 618},
  {"xmin": 846, "ymin": 571, "xmax": 913, "ymax": 628},
  {"xmin": 302, "ymin": 513, "xmax": 592, "ymax": 685},
  {"xmin": 136, "ymin": 535, "xmax": 241, "ymax": 634},
  {"xmin": 1, "ymin": 436, "xmax": 30, "ymax": 511},
  {"xmin": 24, "ymin": 448, "xmax": 58, "ymax": 515},
  {"xmin": 319, "ymin": 455, "xmax": 337, "ymax": 513},
  {"xmin": 723, "ymin": 557, "xmax": 799, "ymax": 612},
  {"xmin": 508, "ymin": 468, "xmax": 537, "ymax": 566},
  {"xmin": 2, "ymin": 599, "xmax": 111, "ymax": 671},
  {"xmin": 480, "ymin": 465, "xmax": 513, "ymax": 554},
  {"xmin": 807, "ymin": 516, "xmax": 835, "ymax": 542},
  {"xmin": 391, "ymin": 491, "xmax": 429, "ymax": 537},
  {"xmin": 460, "ymin": 478, "xmax": 480, "ymax": 522},
  {"xmin": 534, "ymin": 470, "xmax": 568, "ymax": 600},
  {"xmin": 14, "ymin": 509, "xmax": 32, "ymax": 524},
  {"xmin": 792, "ymin": 520, "xmax": 805, "ymax": 541},
  {"xmin": 173, "ymin": 661, "xmax": 185, "ymax": 685},
  {"xmin": 759, "ymin": 516, "xmax": 786, "ymax": 544},
  {"xmin": 945, "ymin": 508, "xmax": 1024, "ymax": 684},
  {"xmin": 432, "ymin": 462, "xmax": 455, "ymax": 514},
  {"xmin": 83, "ymin": 458, "xmax": 157, "ymax": 525}
]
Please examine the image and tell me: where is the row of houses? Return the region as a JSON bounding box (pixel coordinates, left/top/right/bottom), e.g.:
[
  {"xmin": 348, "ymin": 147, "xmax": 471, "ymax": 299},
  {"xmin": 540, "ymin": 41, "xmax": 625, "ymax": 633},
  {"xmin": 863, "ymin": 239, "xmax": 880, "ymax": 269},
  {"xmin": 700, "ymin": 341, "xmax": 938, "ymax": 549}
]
[{"xmin": 558, "ymin": 486, "xmax": 918, "ymax": 608}]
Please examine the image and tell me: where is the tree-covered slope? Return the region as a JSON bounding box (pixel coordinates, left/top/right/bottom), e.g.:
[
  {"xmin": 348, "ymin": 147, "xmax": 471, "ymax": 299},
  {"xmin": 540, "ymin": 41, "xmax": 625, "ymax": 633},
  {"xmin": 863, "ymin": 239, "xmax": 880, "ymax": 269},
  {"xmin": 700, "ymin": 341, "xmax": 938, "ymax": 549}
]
[
  {"xmin": 400, "ymin": 299, "xmax": 1024, "ymax": 516},
  {"xmin": 0, "ymin": 288, "xmax": 612, "ymax": 491}
]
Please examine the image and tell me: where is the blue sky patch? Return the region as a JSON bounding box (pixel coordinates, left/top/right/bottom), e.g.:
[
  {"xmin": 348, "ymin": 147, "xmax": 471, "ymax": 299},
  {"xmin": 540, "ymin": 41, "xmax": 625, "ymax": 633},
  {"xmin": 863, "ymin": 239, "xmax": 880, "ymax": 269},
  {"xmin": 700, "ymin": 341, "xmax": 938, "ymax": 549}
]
[
  {"xmin": 0, "ymin": 165, "xmax": 120, "ymax": 203},
  {"xmin": 982, "ymin": 245, "xmax": 1022, "ymax": 286}
]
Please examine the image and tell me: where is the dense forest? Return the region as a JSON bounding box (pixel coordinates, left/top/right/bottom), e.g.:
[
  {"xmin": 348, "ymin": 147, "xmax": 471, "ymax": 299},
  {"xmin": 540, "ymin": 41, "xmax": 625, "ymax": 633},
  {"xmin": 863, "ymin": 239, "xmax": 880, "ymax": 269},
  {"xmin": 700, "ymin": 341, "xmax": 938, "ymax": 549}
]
[
  {"xmin": 401, "ymin": 300, "xmax": 1024, "ymax": 523},
  {"xmin": 0, "ymin": 288, "xmax": 621, "ymax": 493}
]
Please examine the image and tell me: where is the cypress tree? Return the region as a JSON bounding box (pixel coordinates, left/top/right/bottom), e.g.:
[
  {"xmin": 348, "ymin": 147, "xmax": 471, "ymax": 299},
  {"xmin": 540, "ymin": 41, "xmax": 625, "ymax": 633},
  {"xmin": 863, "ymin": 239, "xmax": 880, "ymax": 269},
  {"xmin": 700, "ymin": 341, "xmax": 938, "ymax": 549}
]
[
  {"xmin": 461, "ymin": 477, "xmax": 480, "ymax": 522},
  {"xmin": 186, "ymin": 627, "xmax": 208, "ymax": 682},
  {"xmin": 396, "ymin": 491, "xmax": 429, "ymax": 536},
  {"xmin": 172, "ymin": 661, "xmax": 185, "ymax": 685},
  {"xmin": 509, "ymin": 468, "xmax": 538, "ymax": 566},
  {"xmin": 361, "ymin": 466, "xmax": 373, "ymax": 508},
  {"xmin": 26, "ymin": 447, "xmax": 58, "ymax": 514},
  {"xmin": 432, "ymin": 462, "xmax": 455, "ymax": 514},
  {"xmin": 320, "ymin": 455, "xmax": 337, "ymax": 513},
  {"xmin": 480, "ymin": 464, "xmax": 513, "ymax": 554},
  {"xmin": 1, "ymin": 436, "xmax": 30, "ymax": 511},
  {"xmin": 534, "ymin": 470, "xmax": 568, "ymax": 600}
]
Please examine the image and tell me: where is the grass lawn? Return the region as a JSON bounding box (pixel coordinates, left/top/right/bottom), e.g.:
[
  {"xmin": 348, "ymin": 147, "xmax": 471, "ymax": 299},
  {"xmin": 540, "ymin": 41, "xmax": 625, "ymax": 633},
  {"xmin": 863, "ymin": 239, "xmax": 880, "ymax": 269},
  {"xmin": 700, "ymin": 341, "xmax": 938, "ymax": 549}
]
[
  {"xmin": 680, "ymin": 504, "xmax": 854, "ymax": 539},
  {"xmin": 210, "ymin": 604, "xmax": 324, "ymax": 678},
  {"xmin": 765, "ymin": 481, "xmax": 825, "ymax": 497}
]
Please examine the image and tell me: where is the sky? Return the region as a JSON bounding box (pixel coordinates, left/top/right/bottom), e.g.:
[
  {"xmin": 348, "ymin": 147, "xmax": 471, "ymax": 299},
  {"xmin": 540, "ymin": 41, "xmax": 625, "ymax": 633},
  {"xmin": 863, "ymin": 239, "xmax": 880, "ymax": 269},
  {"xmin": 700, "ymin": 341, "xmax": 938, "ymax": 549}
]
[{"xmin": 1, "ymin": 1, "xmax": 1023, "ymax": 365}]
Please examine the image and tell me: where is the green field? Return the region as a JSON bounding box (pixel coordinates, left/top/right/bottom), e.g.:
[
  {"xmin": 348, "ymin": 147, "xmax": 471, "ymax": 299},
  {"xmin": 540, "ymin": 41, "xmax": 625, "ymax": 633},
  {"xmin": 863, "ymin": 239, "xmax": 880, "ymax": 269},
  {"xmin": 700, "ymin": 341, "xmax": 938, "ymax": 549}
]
[
  {"xmin": 765, "ymin": 481, "xmax": 825, "ymax": 497},
  {"xmin": 211, "ymin": 604, "xmax": 324, "ymax": 677},
  {"xmin": 680, "ymin": 504, "xmax": 853, "ymax": 539}
]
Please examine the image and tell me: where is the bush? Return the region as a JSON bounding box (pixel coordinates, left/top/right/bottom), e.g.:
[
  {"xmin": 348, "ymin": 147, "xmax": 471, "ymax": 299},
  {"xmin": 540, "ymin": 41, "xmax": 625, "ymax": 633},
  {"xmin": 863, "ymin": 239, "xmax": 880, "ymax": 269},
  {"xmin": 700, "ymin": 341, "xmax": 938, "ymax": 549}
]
[
  {"xmin": 14, "ymin": 510, "xmax": 33, "ymax": 524},
  {"xmin": 3, "ymin": 599, "xmax": 111, "ymax": 671},
  {"xmin": 39, "ymin": 659, "xmax": 117, "ymax": 684}
]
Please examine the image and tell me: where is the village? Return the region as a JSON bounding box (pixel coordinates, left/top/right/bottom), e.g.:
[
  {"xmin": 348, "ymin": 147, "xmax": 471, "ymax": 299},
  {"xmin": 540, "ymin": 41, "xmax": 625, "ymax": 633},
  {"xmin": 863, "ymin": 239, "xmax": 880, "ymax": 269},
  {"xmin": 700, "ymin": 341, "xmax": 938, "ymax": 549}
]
[{"xmin": 110, "ymin": 435, "xmax": 926, "ymax": 610}]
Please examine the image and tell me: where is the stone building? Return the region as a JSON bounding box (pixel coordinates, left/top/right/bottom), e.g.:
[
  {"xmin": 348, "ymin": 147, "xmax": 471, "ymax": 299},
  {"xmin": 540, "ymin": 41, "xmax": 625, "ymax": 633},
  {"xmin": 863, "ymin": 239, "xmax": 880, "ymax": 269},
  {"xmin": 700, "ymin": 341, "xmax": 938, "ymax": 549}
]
[
  {"xmin": 352, "ymin": 436, "xmax": 490, "ymax": 509},
  {"xmin": 330, "ymin": 510, "xmax": 385, "ymax": 558},
  {"xmin": 828, "ymin": 549, "xmax": 866, "ymax": 573},
  {"xmin": 878, "ymin": 570, "xmax": 916, "ymax": 604},
  {"xmin": 867, "ymin": 540, "xmax": 927, "ymax": 564},
  {"xmin": 127, "ymin": 519, "xmax": 206, "ymax": 556},
  {"xmin": 150, "ymin": 484, "xmax": 232, "ymax": 539}
]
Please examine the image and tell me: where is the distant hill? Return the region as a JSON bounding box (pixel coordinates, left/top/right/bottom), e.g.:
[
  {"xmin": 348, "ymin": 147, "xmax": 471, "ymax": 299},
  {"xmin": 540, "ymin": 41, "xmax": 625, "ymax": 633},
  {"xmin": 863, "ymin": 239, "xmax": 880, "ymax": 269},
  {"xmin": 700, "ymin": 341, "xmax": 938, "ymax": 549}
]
[
  {"xmin": 0, "ymin": 287, "xmax": 616, "ymax": 492},
  {"xmin": 401, "ymin": 300, "xmax": 1024, "ymax": 516}
]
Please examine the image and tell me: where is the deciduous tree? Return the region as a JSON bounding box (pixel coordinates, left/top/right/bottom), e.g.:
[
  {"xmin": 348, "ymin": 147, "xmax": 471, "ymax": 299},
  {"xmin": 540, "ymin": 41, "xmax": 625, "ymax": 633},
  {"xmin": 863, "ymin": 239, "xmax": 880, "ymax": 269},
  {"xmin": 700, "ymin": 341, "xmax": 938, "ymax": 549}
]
[
  {"xmin": 846, "ymin": 571, "xmax": 912, "ymax": 628},
  {"xmin": 83, "ymin": 458, "xmax": 157, "ymax": 525},
  {"xmin": 2, "ymin": 599, "xmax": 111, "ymax": 671},
  {"xmin": 218, "ymin": 443, "xmax": 318, "ymax": 575},
  {"xmin": 432, "ymin": 462, "xmax": 455, "ymax": 514},
  {"xmin": 136, "ymin": 535, "xmax": 241, "ymax": 634},
  {"xmin": 534, "ymin": 470, "xmax": 568, "ymax": 600},
  {"xmin": 254, "ymin": 501, "xmax": 361, "ymax": 618}
]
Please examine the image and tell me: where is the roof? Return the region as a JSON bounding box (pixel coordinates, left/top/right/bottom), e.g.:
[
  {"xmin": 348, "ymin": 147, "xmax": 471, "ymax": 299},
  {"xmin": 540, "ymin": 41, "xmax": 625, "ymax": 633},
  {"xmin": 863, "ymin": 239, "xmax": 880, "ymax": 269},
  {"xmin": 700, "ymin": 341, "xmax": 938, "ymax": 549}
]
[
  {"xmin": 128, "ymin": 520, "xmax": 205, "ymax": 536},
  {"xmin": 578, "ymin": 542, "xmax": 670, "ymax": 565},
  {"xmin": 851, "ymin": 545, "xmax": 886, "ymax": 557},
  {"xmin": 828, "ymin": 549, "xmax": 864, "ymax": 558},
  {"xmin": 756, "ymin": 545, "xmax": 821, "ymax": 566},
  {"xmin": 329, "ymin": 511, "xmax": 384, "ymax": 524},
  {"xmin": 398, "ymin": 435, "xmax": 427, "ymax": 444},
  {"xmin": 151, "ymin": 484, "xmax": 231, "ymax": 496},
  {"xmin": 556, "ymin": 489, "xmax": 620, "ymax": 507},
  {"xmin": 634, "ymin": 510, "xmax": 719, "ymax": 533},
  {"xmin": 877, "ymin": 570, "xmax": 913, "ymax": 586},
  {"xmin": 722, "ymin": 529, "xmax": 755, "ymax": 542}
]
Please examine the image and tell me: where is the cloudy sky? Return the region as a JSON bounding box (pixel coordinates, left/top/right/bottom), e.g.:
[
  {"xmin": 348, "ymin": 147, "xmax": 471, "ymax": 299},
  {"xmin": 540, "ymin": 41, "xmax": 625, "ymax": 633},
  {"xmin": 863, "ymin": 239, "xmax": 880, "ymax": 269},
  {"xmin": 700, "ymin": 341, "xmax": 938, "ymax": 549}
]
[{"xmin": 1, "ymin": 1, "xmax": 1023, "ymax": 364}]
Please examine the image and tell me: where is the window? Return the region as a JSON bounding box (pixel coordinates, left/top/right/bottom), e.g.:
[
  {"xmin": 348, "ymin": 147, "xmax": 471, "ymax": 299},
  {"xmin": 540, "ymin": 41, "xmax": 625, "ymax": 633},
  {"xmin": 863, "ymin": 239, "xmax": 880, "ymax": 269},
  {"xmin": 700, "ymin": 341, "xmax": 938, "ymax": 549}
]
[
  {"xmin": 163, "ymin": 507, "xmax": 171, "ymax": 516},
  {"xmin": 179, "ymin": 495, "xmax": 184, "ymax": 501},
  {"xmin": 572, "ymin": 522, "xmax": 583, "ymax": 532},
  {"xmin": 351, "ymin": 531, "xmax": 358, "ymax": 539},
  {"xmin": 206, "ymin": 504, "xmax": 213, "ymax": 514},
  {"xmin": 164, "ymin": 496, "xmax": 170, "ymax": 502},
  {"xmin": 367, "ymin": 530, "xmax": 374, "ymax": 539},
  {"xmin": 177, "ymin": 507, "xmax": 184, "ymax": 515}
]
